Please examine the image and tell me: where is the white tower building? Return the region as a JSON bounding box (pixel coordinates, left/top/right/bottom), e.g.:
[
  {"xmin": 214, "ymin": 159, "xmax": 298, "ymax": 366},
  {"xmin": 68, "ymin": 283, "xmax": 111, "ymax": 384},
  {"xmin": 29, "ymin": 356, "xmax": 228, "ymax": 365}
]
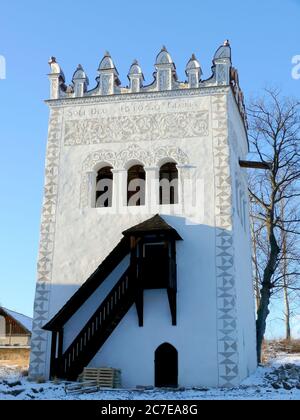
[{"xmin": 30, "ymin": 42, "xmax": 257, "ymax": 388}]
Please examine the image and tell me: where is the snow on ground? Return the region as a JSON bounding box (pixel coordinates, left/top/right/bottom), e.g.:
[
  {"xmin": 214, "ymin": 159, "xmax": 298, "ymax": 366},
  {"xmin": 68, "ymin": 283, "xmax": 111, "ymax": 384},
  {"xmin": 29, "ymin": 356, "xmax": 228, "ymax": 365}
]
[
  {"xmin": 1, "ymin": 354, "xmax": 300, "ymax": 400},
  {"xmin": 271, "ymin": 353, "xmax": 300, "ymax": 367}
]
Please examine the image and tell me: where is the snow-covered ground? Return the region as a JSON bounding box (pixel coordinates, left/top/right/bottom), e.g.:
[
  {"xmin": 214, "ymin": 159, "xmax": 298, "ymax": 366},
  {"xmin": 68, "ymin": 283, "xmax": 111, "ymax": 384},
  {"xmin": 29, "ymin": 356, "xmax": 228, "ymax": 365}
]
[{"xmin": 0, "ymin": 354, "xmax": 300, "ymax": 400}]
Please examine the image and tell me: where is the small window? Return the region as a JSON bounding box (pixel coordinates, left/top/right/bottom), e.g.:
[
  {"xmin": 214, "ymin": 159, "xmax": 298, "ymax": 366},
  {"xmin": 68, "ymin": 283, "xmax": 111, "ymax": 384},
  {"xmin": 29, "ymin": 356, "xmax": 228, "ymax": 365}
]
[
  {"xmin": 159, "ymin": 163, "xmax": 178, "ymax": 205},
  {"xmin": 96, "ymin": 166, "xmax": 113, "ymax": 208},
  {"xmin": 127, "ymin": 165, "xmax": 146, "ymax": 206}
]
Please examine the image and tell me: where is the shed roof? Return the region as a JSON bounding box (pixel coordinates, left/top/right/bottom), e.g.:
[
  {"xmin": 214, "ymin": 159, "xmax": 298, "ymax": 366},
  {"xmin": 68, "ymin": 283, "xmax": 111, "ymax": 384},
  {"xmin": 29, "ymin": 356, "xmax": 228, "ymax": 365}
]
[
  {"xmin": 0, "ymin": 308, "xmax": 32, "ymax": 333},
  {"xmin": 123, "ymin": 215, "xmax": 182, "ymax": 240}
]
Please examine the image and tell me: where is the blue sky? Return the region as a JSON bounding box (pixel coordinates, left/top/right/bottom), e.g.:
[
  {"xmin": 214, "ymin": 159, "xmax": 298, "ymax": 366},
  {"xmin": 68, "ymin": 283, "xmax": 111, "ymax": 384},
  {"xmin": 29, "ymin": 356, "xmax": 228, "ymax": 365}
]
[{"xmin": 0, "ymin": 0, "xmax": 299, "ymax": 337}]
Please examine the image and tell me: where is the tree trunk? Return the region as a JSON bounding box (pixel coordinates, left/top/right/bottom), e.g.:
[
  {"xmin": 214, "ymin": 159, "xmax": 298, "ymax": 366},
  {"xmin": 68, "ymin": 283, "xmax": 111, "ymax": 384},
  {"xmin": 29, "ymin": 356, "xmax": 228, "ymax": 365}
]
[
  {"xmin": 255, "ymin": 277, "xmax": 261, "ymax": 311},
  {"xmin": 251, "ymin": 221, "xmax": 261, "ymax": 309},
  {"xmin": 283, "ymin": 282, "xmax": 291, "ymax": 341},
  {"xmin": 281, "ymin": 199, "xmax": 291, "ymax": 342},
  {"xmin": 256, "ymin": 223, "xmax": 280, "ymax": 363},
  {"xmin": 256, "ymin": 286, "xmax": 271, "ymax": 363}
]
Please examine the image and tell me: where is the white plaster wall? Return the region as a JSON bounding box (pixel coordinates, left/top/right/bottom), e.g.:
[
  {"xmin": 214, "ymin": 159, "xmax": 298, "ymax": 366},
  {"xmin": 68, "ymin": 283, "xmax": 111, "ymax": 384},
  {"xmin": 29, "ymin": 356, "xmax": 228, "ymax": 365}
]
[
  {"xmin": 231, "ymin": 178, "xmax": 257, "ymax": 379},
  {"xmin": 227, "ymin": 91, "xmax": 248, "ymax": 161},
  {"xmin": 44, "ymin": 94, "xmax": 220, "ymax": 386},
  {"xmin": 228, "ymin": 93, "xmax": 257, "ymax": 380},
  {"xmin": 48, "ymin": 95, "xmax": 215, "ymax": 317},
  {"xmin": 41, "ymin": 91, "xmax": 257, "ymax": 386},
  {"xmin": 89, "ymin": 218, "xmax": 219, "ymax": 388}
]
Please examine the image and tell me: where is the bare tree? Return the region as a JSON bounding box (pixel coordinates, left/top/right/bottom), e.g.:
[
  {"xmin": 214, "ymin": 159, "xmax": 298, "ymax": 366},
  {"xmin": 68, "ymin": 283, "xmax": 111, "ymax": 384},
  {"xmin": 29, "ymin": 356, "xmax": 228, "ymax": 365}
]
[
  {"xmin": 252, "ymin": 202, "xmax": 300, "ymax": 341},
  {"xmin": 282, "ymin": 235, "xmax": 292, "ymax": 341},
  {"xmin": 251, "ymin": 218, "xmax": 262, "ymax": 310},
  {"xmin": 248, "ymin": 89, "xmax": 300, "ymax": 363},
  {"xmin": 278, "ymin": 204, "xmax": 300, "ymax": 341}
]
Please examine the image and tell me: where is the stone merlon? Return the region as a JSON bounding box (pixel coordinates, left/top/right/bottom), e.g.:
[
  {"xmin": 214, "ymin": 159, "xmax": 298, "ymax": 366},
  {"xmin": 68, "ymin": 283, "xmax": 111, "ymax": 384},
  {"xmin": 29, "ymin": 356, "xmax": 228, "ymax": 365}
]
[{"xmin": 48, "ymin": 41, "xmax": 247, "ymax": 127}]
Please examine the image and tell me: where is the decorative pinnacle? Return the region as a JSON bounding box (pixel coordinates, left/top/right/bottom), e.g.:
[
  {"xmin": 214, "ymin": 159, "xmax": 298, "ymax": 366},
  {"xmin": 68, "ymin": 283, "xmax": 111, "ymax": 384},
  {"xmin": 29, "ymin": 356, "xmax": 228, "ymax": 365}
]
[
  {"xmin": 191, "ymin": 53, "xmax": 197, "ymax": 60},
  {"xmin": 132, "ymin": 59, "xmax": 139, "ymax": 65},
  {"xmin": 48, "ymin": 56, "xmax": 57, "ymax": 65},
  {"xmin": 104, "ymin": 51, "xmax": 111, "ymax": 57},
  {"xmin": 77, "ymin": 64, "xmax": 83, "ymax": 70},
  {"xmin": 161, "ymin": 45, "xmax": 167, "ymax": 51},
  {"xmin": 224, "ymin": 40, "xmax": 230, "ymax": 46}
]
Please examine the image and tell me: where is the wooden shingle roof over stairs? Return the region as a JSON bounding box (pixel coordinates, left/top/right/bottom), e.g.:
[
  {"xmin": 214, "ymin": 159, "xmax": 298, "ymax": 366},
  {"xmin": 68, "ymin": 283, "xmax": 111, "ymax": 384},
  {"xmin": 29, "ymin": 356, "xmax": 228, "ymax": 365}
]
[{"xmin": 123, "ymin": 214, "xmax": 182, "ymax": 240}]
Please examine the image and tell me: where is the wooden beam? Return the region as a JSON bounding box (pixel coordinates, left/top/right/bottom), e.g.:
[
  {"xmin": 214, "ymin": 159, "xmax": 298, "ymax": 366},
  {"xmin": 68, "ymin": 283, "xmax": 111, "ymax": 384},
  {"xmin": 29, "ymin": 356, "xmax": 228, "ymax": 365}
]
[
  {"xmin": 167, "ymin": 288, "xmax": 177, "ymax": 326},
  {"xmin": 58, "ymin": 329, "xmax": 64, "ymax": 359},
  {"xmin": 50, "ymin": 332, "xmax": 57, "ymax": 379},
  {"xmin": 135, "ymin": 289, "xmax": 144, "ymax": 327},
  {"xmin": 239, "ymin": 160, "xmax": 271, "ymax": 170}
]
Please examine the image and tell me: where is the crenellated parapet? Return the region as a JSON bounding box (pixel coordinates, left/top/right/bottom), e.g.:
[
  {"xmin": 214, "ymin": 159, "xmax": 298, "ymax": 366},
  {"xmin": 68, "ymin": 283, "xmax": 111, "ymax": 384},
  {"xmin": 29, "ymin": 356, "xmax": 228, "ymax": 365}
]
[{"xmin": 48, "ymin": 41, "xmax": 247, "ymax": 126}]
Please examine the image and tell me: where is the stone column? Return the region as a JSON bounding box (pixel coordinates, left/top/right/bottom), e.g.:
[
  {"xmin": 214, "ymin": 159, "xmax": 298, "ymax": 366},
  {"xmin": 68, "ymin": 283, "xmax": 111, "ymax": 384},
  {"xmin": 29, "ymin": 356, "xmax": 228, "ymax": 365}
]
[
  {"xmin": 177, "ymin": 164, "xmax": 200, "ymax": 218},
  {"xmin": 144, "ymin": 167, "xmax": 159, "ymax": 213},
  {"xmin": 48, "ymin": 74, "xmax": 60, "ymax": 100},
  {"xmin": 176, "ymin": 165, "xmax": 188, "ymax": 213},
  {"xmin": 87, "ymin": 171, "xmax": 96, "ymax": 208},
  {"xmin": 112, "ymin": 169, "xmax": 128, "ymax": 213}
]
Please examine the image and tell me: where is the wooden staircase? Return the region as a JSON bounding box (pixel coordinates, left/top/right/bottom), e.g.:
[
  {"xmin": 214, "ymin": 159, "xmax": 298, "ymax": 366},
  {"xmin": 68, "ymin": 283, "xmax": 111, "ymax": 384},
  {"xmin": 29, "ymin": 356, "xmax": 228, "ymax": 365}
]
[
  {"xmin": 46, "ymin": 216, "xmax": 182, "ymax": 381},
  {"xmin": 55, "ymin": 267, "xmax": 136, "ymax": 381}
]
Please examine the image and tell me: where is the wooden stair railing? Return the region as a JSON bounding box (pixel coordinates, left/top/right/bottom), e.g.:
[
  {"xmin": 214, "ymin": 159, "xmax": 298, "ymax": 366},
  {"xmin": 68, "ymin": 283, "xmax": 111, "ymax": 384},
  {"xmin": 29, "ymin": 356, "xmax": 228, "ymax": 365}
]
[{"xmin": 56, "ymin": 267, "xmax": 135, "ymax": 380}]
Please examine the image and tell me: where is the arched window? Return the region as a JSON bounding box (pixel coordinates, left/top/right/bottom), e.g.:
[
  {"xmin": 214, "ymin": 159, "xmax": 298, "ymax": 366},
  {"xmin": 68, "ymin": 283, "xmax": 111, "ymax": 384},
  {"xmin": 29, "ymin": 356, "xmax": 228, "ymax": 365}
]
[
  {"xmin": 159, "ymin": 162, "xmax": 178, "ymax": 205},
  {"xmin": 155, "ymin": 343, "xmax": 178, "ymax": 388},
  {"xmin": 96, "ymin": 166, "xmax": 113, "ymax": 208},
  {"xmin": 127, "ymin": 165, "xmax": 146, "ymax": 206}
]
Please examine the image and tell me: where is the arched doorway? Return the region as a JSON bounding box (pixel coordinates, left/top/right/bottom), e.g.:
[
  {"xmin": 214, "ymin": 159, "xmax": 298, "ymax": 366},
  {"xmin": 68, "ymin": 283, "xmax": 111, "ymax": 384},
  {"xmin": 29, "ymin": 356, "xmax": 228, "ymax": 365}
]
[{"xmin": 155, "ymin": 343, "xmax": 178, "ymax": 388}]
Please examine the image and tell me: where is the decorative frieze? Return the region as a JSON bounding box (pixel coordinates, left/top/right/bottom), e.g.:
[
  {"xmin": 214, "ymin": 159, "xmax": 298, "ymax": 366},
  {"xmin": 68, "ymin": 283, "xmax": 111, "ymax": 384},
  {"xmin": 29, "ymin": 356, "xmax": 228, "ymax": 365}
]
[
  {"xmin": 64, "ymin": 111, "xmax": 209, "ymax": 146},
  {"xmin": 212, "ymin": 95, "xmax": 240, "ymax": 387},
  {"xmin": 47, "ymin": 86, "xmax": 230, "ymax": 108},
  {"xmin": 29, "ymin": 109, "xmax": 63, "ymax": 379}
]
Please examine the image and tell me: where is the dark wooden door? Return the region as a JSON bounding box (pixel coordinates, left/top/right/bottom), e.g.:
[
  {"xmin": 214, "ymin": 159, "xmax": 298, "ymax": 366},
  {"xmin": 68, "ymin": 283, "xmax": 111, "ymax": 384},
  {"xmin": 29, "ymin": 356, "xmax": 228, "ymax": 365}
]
[
  {"xmin": 155, "ymin": 343, "xmax": 178, "ymax": 388},
  {"xmin": 142, "ymin": 243, "xmax": 169, "ymax": 289}
]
